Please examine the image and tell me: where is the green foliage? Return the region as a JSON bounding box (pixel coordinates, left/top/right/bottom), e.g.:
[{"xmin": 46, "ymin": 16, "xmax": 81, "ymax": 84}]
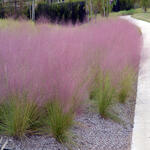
[
  {"xmin": 0, "ymin": 0, "xmax": 30, "ymax": 19},
  {"xmin": 120, "ymin": 9, "xmax": 135, "ymax": 15},
  {"xmin": 110, "ymin": 8, "xmax": 149, "ymax": 16},
  {"xmin": 118, "ymin": 67, "xmax": 135, "ymax": 103},
  {"xmin": 90, "ymin": 0, "xmax": 116, "ymax": 17},
  {"xmin": 0, "ymin": 93, "xmax": 40, "ymax": 138},
  {"xmin": 42, "ymin": 100, "xmax": 74, "ymax": 142},
  {"xmin": 35, "ymin": 1, "xmax": 86, "ymax": 24},
  {"xmin": 140, "ymin": 0, "xmax": 150, "ymax": 12},
  {"xmin": 96, "ymin": 73, "xmax": 115, "ymax": 118},
  {"xmin": 90, "ymin": 71, "xmax": 116, "ymax": 118},
  {"xmin": 0, "ymin": 4, "xmax": 5, "ymax": 18},
  {"xmin": 119, "ymin": 0, "xmax": 135, "ymax": 10}
]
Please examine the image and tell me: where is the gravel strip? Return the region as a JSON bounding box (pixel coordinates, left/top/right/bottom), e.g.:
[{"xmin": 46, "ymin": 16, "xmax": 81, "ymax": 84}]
[{"xmin": 0, "ymin": 96, "xmax": 135, "ymax": 150}]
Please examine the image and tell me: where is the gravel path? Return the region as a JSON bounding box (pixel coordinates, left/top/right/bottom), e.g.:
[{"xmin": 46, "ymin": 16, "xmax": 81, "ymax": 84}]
[{"xmin": 1, "ymin": 96, "xmax": 136, "ymax": 150}]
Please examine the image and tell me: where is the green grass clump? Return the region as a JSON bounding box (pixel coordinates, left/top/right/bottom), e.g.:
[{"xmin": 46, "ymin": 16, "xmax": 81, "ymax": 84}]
[
  {"xmin": 0, "ymin": 94, "xmax": 74, "ymax": 142},
  {"xmin": 0, "ymin": 93, "xmax": 40, "ymax": 138},
  {"xmin": 118, "ymin": 68, "xmax": 135, "ymax": 103},
  {"xmin": 97, "ymin": 74, "xmax": 115, "ymax": 118},
  {"xmin": 42, "ymin": 100, "xmax": 74, "ymax": 142},
  {"xmin": 90, "ymin": 71, "xmax": 116, "ymax": 118}
]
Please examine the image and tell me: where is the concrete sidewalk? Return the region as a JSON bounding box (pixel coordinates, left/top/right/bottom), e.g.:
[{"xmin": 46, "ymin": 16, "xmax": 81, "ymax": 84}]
[{"xmin": 122, "ymin": 16, "xmax": 150, "ymax": 150}]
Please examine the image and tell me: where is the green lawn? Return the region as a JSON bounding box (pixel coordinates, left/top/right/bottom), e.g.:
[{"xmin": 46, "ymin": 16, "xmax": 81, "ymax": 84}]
[
  {"xmin": 132, "ymin": 12, "xmax": 150, "ymax": 22},
  {"xmin": 109, "ymin": 8, "xmax": 150, "ymax": 22},
  {"xmin": 110, "ymin": 8, "xmax": 143, "ymax": 17},
  {"xmin": 110, "ymin": 8, "xmax": 150, "ymax": 17}
]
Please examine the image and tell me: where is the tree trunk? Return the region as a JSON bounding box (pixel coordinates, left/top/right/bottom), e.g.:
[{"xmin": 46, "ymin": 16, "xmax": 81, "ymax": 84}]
[
  {"xmin": 32, "ymin": 0, "xmax": 35, "ymax": 21},
  {"xmin": 90, "ymin": 0, "xmax": 93, "ymax": 19},
  {"xmin": 103, "ymin": 0, "xmax": 105, "ymax": 17},
  {"xmin": 30, "ymin": 3, "xmax": 32, "ymax": 19},
  {"xmin": 144, "ymin": 6, "xmax": 147, "ymax": 13},
  {"xmin": 14, "ymin": 0, "xmax": 17, "ymax": 14},
  {"xmin": 20, "ymin": 0, "xmax": 23, "ymax": 15},
  {"xmin": 86, "ymin": 1, "xmax": 90, "ymax": 22},
  {"xmin": 107, "ymin": 0, "xmax": 109, "ymax": 17}
]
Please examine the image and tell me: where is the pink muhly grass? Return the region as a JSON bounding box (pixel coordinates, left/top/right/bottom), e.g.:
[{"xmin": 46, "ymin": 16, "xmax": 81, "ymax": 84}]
[{"xmin": 0, "ymin": 18, "xmax": 141, "ymax": 112}]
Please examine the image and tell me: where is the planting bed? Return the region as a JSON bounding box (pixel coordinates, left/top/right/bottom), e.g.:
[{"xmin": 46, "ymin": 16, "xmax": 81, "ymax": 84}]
[
  {"xmin": 1, "ymin": 95, "xmax": 136, "ymax": 150},
  {"xmin": 0, "ymin": 18, "xmax": 141, "ymax": 150}
]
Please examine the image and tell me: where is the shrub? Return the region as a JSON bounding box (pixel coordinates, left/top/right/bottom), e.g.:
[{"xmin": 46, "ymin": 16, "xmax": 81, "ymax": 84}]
[
  {"xmin": 0, "ymin": 93, "xmax": 40, "ymax": 138},
  {"xmin": 140, "ymin": 0, "xmax": 150, "ymax": 12},
  {"xmin": 0, "ymin": 5, "xmax": 5, "ymax": 18},
  {"xmin": 0, "ymin": 4, "xmax": 28, "ymax": 19},
  {"xmin": 113, "ymin": 0, "xmax": 135, "ymax": 11},
  {"xmin": 42, "ymin": 100, "xmax": 74, "ymax": 142},
  {"xmin": 35, "ymin": 1, "xmax": 86, "ymax": 24},
  {"xmin": 120, "ymin": 9, "xmax": 135, "ymax": 15}
]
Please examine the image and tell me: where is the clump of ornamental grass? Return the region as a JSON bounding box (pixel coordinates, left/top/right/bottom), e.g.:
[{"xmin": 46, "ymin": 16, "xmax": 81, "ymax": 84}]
[
  {"xmin": 0, "ymin": 18, "xmax": 141, "ymax": 134},
  {"xmin": 90, "ymin": 71, "xmax": 116, "ymax": 119},
  {"xmin": 0, "ymin": 93, "xmax": 40, "ymax": 138},
  {"xmin": 0, "ymin": 18, "xmax": 141, "ymax": 105},
  {"xmin": 41, "ymin": 100, "xmax": 74, "ymax": 143},
  {"xmin": 118, "ymin": 67, "xmax": 136, "ymax": 103}
]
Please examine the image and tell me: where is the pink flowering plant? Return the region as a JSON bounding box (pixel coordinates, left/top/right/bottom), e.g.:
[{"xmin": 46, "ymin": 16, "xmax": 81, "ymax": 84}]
[{"xmin": 0, "ymin": 18, "xmax": 141, "ymax": 141}]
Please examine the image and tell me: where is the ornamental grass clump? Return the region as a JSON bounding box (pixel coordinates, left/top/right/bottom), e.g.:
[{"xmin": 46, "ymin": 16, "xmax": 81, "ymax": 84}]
[
  {"xmin": 90, "ymin": 71, "xmax": 116, "ymax": 118},
  {"xmin": 42, "ymin": 100, "xmax": 74, "ymax": 142},
  {"xmin": 0, "ymin": 18, "xmax": 142, "ymax": 138},
  {"xmin": 0, "ymin": 93, "xmax": 40, "ymax": 138},
  {"xmin": 118, "ymin": 67, "xmax": 136, "ymax": 103},
  {"xmin": 0, "ymin": 19, "xmax": 141, "ymax": 105}
]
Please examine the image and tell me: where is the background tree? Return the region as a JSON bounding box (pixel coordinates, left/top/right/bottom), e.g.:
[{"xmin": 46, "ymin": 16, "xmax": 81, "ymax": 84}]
[
  {"xmin": 113, "ymin": 0, "xmax": 138, "ymax": 11},
  {"xmin": 140, "ymin": 0, "xmax": 150, "ymax": 12},
  {"xmin": 99, "ymin": 0, "xmax": 116, "ymax": 17},
  {"xmin": 86, "ymin": 0, "xmax": 116, "ymax": 19}
]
